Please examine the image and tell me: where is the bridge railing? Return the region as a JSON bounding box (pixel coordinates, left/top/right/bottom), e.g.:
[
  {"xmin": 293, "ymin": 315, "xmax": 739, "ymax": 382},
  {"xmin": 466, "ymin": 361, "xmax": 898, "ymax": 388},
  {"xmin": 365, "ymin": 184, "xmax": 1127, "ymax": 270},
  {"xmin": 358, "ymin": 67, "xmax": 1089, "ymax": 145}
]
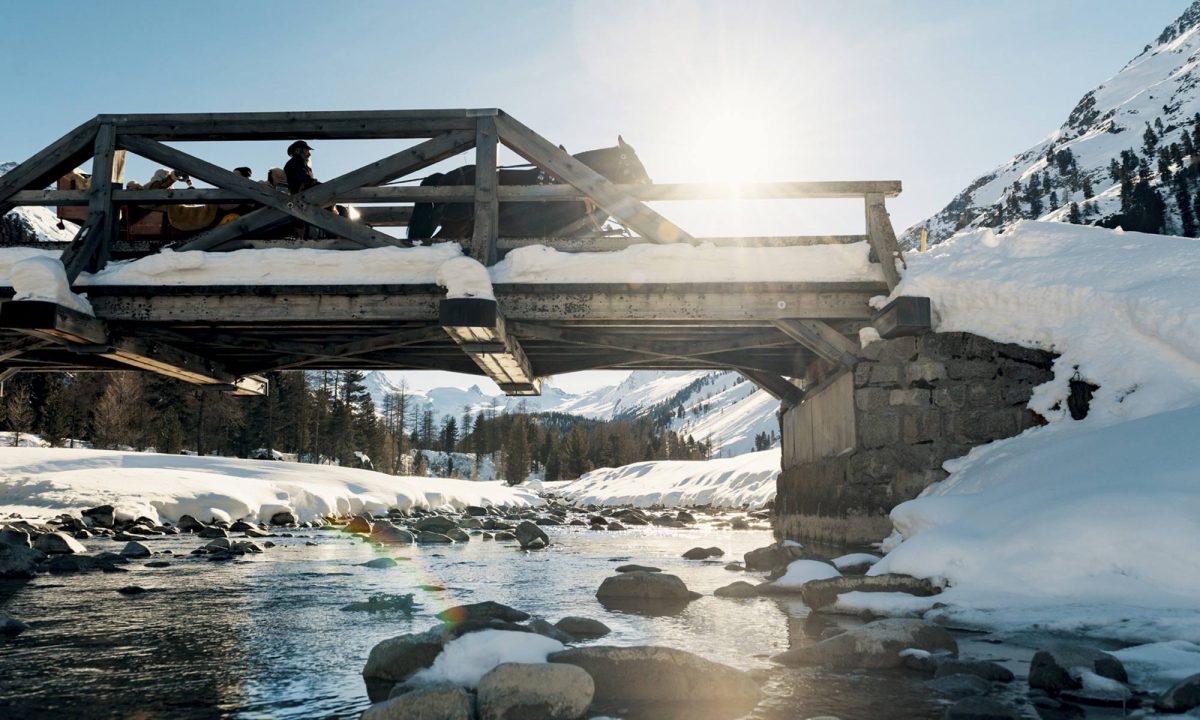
[{"xmin": 0, "ymin": 109, "xmax": 905, "ymax": 289}]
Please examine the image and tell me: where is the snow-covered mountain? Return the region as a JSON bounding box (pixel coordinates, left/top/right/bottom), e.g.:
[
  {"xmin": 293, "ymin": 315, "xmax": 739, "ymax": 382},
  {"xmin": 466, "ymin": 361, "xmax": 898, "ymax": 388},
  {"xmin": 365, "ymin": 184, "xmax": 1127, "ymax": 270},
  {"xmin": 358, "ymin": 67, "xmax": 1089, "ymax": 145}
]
[
  {"xmin": 906, "ymin": 1, "xmax": 1200, "ymax": 246},
  {"xmin": 0, "ymin": 161, "xmax": 77, "ymax": 244},
  {"xmin": 364, "ymin": 369, "xmax": 780, "ymax": 457}
]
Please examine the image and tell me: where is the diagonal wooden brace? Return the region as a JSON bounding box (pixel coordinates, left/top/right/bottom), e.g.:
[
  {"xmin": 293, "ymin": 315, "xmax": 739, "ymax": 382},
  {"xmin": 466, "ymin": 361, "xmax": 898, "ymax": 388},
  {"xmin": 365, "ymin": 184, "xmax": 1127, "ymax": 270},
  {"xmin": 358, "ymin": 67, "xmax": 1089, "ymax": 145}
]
[
  {"xmin": 495, "ymin": 113, "xmax": 695, "ymax": 245},
  {"xmin": 175, "ymin": 130, "xmax": 476, "ymax": 251},
  {"xmin": 774, "ymin": 318, "xmax": 861, "ymax": 371}
]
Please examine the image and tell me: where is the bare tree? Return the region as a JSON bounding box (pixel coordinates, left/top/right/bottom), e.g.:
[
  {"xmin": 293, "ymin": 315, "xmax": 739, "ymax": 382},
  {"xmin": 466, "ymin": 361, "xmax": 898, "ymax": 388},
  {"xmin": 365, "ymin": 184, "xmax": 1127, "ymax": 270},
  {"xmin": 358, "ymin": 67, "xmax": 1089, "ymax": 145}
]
[
  {"xmin": 5, "ymin": 385, "xmax": 33, "ymax": 446},
  {"xmin": 92, "ymin": 372, "xmax": 143, "ymax": 449}
]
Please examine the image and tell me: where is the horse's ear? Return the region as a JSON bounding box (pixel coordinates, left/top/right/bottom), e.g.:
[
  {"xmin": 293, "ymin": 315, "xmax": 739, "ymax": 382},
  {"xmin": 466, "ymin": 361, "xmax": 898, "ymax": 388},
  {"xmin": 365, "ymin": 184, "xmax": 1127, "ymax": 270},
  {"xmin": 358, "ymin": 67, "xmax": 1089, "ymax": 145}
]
[{"xmin": 617, "ymin": 135, "xmax": 629, "ymax": 148}]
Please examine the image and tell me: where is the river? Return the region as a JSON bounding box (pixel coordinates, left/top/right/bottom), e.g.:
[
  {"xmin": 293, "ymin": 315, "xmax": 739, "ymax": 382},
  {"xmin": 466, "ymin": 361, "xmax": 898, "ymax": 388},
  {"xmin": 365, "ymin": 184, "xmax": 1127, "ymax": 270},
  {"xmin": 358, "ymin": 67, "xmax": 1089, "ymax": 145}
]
[{"xmin": 0, "ymin": 515, "xmax": 1064, "ymax": 719}]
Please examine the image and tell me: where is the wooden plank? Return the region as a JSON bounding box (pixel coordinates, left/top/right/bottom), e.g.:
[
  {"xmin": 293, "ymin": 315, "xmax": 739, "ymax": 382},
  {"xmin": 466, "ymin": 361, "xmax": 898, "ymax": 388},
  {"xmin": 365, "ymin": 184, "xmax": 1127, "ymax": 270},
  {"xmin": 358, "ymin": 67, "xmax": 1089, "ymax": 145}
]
[
  {"xmin": 69, "ymin": 281, "xmax": 884, "ymax": 323},
  {"xmin": 497, "ymin": 235, "xmax": 867, "ymax": 253},
  {"xmin": 117, "ymin": 134, "xmax": 399, "ymax": 250},
  {"xmin": 176, "ymin": 130, "xmax": 474, "ymax": 251},
  {"xmin": 63, "ymin": 123, "xmax": 118, "ymax": 282},
  {"xmin": 773, "ymin": 318, "xmax": 861, "ymax": 370},
  {"xmin": 296, "ymin": 182, "xmax": 900, "ymax": 203},
  {"xmin": 872, "ymin": 296, "xmax": 932, "ymax": 338},
  {"xmin": 737, "ymin": 369, "xmax": 804, "ymax": 406},
  {"xmin": 102, "ymin": 110, "xmax": 484, "ymax": 140},
  {"xmin": 0, "ymin": 118, "xmax": 98, "ymax": 211},
  {"xmin": 865, "ymin": 193, "xmax": 905, "ymax": 291},
  {"xmin": 511, "ymin": 322, "xmax": 792, "ymax": 361},
  {"xmin": 471, "ymin": 116, "xmax": 500, "ymax": 264},
  {"xmin": 495, "ymin": 113, "xmax": 695, "ymax": 245},
  {"xmin": 0, "ymin": 337, "xmax": 52, "ymax": 362}
]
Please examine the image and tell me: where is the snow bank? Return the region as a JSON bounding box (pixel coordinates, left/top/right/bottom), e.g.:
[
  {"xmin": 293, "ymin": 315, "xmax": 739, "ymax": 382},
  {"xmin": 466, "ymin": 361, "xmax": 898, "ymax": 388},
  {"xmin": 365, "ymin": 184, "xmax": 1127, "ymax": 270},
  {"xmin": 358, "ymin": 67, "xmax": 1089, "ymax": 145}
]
[
  {"xmin": 0, "ymin": 447, "xmax": 542, "ymax": 524},
  {"xmin": 491, "ymin": 241, "xmax": 883, "ymax": 284},
  {"xmin": 890, "ymin": 221, "xmax": 1200, "ymax": 425},
  {"xmin": 864, "ymin": 222, "xmax": 1200, "ymax": 643},
  {"xmin": 869, "ymin": 403, "xmax": 1200, "ymax": 643},
  {"xmin": 10, "ymin": 255, "xmax": 92, "ymax": 314},
  {"xmin": 551, "ymin": 449, "xmax": 778, "ymax": 509},
  {"xmin": 408, "ymin": 630, "xmax": 564, "ymax": 688}
]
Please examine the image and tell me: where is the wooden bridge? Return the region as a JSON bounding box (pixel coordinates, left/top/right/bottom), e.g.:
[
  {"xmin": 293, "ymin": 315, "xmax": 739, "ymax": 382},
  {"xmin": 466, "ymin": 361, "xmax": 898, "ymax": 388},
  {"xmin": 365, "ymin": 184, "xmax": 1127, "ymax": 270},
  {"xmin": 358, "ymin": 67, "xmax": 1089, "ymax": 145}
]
[{"xmin": 0, "ymin": 109, "xmax": 928, "ymax": 400}]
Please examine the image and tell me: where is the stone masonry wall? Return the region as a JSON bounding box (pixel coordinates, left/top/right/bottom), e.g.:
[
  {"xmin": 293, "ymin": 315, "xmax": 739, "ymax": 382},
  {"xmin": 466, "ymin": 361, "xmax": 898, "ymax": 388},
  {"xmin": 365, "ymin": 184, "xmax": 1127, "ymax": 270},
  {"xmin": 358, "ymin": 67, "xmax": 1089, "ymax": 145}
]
[{"xmin": 776, "ymin": 331, "xmax": 1055, "ymax": 545}]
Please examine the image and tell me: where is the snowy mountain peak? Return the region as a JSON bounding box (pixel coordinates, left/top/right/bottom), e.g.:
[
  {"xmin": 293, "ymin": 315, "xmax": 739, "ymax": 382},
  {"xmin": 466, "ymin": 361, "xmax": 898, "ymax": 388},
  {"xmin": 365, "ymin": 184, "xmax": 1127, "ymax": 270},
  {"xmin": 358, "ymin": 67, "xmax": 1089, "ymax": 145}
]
[{"xmin": 907, "ymin": 3, "xmax": 1200, "ymax": 247}]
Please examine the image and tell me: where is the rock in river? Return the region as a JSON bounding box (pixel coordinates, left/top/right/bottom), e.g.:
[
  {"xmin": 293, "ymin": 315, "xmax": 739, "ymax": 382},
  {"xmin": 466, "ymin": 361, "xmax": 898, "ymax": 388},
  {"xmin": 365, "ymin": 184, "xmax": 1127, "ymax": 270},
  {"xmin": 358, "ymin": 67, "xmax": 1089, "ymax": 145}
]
[
  {"xmin": 550, "ymin": 645, "xmax": 758, "ymax": 714},
  {"xmin": 596, "ymin": 571, "xmax": 695, "ymax": 601},
  {"xmin": 554, "ymin": 616, "xmax": 610, "ymax": 640},
  {"xmin": 362, "ymin": 683, "xmax": 472, "ymax": 720},
  {"xmin": 477, "ymin": 662, "xmax": 594, "ymax": 720},
  {"xmin": 120, "ymin": 541, "xmax": 152, "ymax": 558},
  {"xmin": 798, "ymin": 573, "xmax": 941, "ymax": 610},
  {"xmin": 714, "ymin": 581, "xmax": 760, "ymax": 598},
  {"xmin": 1155, "ymin": 671, "xmax": 1200, "ymax": 713},
  {"xmin": 362, "ymin": 628, "xmax": 445, "ymax": 702},
  {"xmin": 772, "ymin": 619, "xmax": 958, "ymax": 669},
  {"xmin": 1028, "ymin": 643, "xmax": 1127, "ymax": 694},
  {"xmin": 33, "ymin": 531, "xmax": 87, "ymax": 555},
  {"xmin": 346, "ymin": 516, "xmax": 374, "ymax": 534},
  {"xmin": 370, "ymin": 521, "xmax": 415, "ymax": 545},
  {"xmin": 515, "ymin": 521, "xmax": 550, "ymax": 550}
]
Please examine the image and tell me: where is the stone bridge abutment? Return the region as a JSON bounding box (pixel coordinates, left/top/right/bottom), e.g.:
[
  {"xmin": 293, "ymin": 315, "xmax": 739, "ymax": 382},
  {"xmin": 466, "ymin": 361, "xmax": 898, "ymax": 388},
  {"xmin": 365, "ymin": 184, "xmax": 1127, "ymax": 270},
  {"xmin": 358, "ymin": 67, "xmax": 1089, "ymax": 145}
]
[{"xmin": 775, "ymin": 331, "xmax": 1055, "ymax": 545}]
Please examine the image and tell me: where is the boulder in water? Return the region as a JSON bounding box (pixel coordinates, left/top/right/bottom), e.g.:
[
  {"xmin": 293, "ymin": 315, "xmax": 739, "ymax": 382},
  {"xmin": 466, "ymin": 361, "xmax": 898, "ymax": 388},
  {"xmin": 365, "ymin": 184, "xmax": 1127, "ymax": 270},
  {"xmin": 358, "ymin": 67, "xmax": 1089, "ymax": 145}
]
[
  {"xmin": 514, "ymin": 521, "xmax": 550, "ymax": 550},
  {"xmin": 549, "ymin": 645, "xmax": 758, "ymax": 713},
  {"xmin": 362, "ymin": 683, "xmax": 472, "ymax": 720},
  {"xmin": 772, "ymin": 619, "xmax": 958, "ymax": 669},
  {"xmin": 477, "ymin": 662, "xmax": 594, "ymax": 720},
  {"xmin": 33, "ymin": 531, "xmax": 86, "ymax": 555},
  {"xmin": 1028, "ymin": 643, "xmax": 1127, "ymax": 694}
]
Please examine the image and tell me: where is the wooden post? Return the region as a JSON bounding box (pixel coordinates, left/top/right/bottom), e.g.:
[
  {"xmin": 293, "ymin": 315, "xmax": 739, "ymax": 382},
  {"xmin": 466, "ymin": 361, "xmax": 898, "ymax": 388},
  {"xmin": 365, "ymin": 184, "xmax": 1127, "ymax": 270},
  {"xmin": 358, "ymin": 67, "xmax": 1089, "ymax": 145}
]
[
  {"xmin": 864, "ymin": 193, "xmax": 904, "ymax": 291},
  {"xmin": 471, "ymin": 117, "xmax": 500, "ymax": 265},
  {"xmin": 61, "ymin": 122, "xmax": 117, "ymax": 282}
]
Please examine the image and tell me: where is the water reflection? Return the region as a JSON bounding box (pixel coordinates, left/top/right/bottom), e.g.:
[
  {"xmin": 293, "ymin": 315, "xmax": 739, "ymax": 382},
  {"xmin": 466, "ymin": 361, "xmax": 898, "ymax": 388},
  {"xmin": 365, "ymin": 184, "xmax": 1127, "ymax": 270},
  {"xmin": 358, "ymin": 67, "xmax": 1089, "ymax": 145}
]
[{"xmin": 0, "ymin": 520, "xmax": 948, "ymax": 719}]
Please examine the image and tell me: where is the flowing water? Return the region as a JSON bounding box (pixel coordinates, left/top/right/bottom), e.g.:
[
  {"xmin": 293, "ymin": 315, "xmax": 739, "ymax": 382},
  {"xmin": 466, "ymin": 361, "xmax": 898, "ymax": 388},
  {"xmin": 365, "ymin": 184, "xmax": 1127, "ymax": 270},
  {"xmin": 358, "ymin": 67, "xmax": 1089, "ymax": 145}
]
[{"xmin": 0, "ymin": 519, "xmax": 1038, "ymax": 719}]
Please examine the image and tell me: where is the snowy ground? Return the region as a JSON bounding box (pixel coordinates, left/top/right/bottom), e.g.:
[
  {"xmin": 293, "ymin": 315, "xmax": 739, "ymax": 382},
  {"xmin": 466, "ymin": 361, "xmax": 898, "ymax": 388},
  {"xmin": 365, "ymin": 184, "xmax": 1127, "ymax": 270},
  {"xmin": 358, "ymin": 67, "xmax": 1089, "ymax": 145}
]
[
  {"xmin": 0, "ymin": 447, "xmax": 541, "ymax": 524},
  {"xmin": 855, "ymin": 221, "xmax": 1200, "ymax": 646},
  {"xmin": 546, "ymin": 449, "xmax": 778, "ymax": 509}
]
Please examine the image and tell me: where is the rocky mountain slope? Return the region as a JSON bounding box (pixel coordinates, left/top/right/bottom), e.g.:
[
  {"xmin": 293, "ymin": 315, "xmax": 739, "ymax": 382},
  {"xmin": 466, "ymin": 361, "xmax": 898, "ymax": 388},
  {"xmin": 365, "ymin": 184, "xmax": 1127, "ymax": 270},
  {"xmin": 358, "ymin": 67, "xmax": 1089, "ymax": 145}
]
[{"xmin": 906, "ymin": 1, "xmax": 1200, "ymax": 246}]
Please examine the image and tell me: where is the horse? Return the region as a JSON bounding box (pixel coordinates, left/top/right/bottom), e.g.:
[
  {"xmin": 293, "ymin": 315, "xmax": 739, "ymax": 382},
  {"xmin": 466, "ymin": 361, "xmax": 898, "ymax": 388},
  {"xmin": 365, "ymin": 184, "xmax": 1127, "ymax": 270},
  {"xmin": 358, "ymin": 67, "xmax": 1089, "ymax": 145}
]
[{"xmin": 407, "ymin": 136, "xmax": 651, "ymax": 240}]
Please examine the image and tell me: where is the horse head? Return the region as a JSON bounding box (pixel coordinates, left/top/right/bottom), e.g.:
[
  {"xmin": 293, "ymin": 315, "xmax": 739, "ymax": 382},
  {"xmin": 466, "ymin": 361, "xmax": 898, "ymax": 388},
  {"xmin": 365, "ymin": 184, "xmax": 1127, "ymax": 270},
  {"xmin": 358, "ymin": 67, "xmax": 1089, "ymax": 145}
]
[{"xmin": 574, "ymin": 137, "xmax": 652, "ymax": 185}]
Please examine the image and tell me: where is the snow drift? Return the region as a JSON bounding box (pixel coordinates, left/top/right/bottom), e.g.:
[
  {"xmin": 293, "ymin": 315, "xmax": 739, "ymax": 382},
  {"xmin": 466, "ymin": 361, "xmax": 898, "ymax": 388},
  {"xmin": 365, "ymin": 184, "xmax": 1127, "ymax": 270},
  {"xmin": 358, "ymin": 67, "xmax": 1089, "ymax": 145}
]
[
  {"xmin": 0, "ymin": 448, "xmax": 542, "ymax": 524},
  {"xmin": 549, "ymin": 449, "xmax": 779, "ymax": 509},
  {"xmin": 864, "ymin": 221, "xmax": 1200, "ymax": 643}
]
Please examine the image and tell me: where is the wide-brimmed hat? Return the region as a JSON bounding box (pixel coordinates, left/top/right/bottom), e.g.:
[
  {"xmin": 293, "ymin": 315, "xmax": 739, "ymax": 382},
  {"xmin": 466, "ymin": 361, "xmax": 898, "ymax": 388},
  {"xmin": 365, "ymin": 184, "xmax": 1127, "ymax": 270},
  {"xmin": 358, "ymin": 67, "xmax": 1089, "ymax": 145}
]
[{"xmin": 287, "ymin": 140, "xmax": 314, "ymax": 155}]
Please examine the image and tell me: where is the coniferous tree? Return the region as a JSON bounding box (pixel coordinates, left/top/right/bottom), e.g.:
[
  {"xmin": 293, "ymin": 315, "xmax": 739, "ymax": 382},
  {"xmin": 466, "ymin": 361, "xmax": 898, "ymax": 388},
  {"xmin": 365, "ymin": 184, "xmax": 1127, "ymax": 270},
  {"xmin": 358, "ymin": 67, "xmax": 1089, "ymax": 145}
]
[
  {"xmin": 1067, "ymin": 202, "xmax": 1082, "ymax": 224},
  {"xmin": 502, "ymin": 415, "xmax": 530, "ymax": 485},
  {"xmin": 1081, "ymin": 176, "xmax": 1095, "ymax": 198},
  {"xmin": 1144, "ymin": 122, "xmax": 1159, "ymax": 155},
  {"xmin": 4, "ymin": 385, "xmax": 34, "ymax": 446}
]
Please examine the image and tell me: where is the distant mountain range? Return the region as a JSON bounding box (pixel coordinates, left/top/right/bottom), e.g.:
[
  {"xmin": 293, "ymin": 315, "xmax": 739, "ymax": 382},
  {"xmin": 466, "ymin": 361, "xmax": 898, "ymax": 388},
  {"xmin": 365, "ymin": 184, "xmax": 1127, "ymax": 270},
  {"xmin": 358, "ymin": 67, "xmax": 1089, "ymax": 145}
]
[
  {"xmin": 0, "ymin": 162, "xmax": 76, "ymax": 245},
  {"xmin": 364, "ymin": 369, "xmax": 779, "ymax": 458},
  {"xmin": 906, "ymin": 1, "xmax": 1200, "ymax": 246}
]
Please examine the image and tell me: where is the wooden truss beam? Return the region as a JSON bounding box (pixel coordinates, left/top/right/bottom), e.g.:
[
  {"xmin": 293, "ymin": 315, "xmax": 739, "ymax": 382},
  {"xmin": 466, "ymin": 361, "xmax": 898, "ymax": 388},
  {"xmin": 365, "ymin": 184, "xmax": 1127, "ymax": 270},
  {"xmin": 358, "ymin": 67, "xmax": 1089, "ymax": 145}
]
[
  {"xmin": 98, "ymin": 109, "xmax": 485, "ymax": 140},
  {"xmin": 75, "ymin": 281, "xmax": 885, "ymax": 323},
  {"xmin": 0, "ymin": 118, "xmax": 99, "ymax": 217},
  {"xmin": 440, "ymin": 298, "xmax": 540, "ymax": 395},
  {"xmin": 495, "ymin": 113, "xmax": 695, "ymax": 245},
  {"xmin": 0, "ymin": 301, "xmax": 266, "ymax": 395},
  {"xmin": 176, "ymin": 130, "xmax": 475, "ymax": 251},
  {"xmin": 737, "ymin": 369, "xmax": 804, "ymax": 407},
  {"xmin": 773, "ymin": 318, "xmax": 861, "ymax": 370},
  {"xmin": 61, "ymin": 123, "xmax": 118, "ymax": 282},
  {"xmin": 865, "ymin": 192, "xmax": 906, "ymax": 291},
  {"xmin": 117, "ymin": 135, "xmax": 396, "ymax": 250}
]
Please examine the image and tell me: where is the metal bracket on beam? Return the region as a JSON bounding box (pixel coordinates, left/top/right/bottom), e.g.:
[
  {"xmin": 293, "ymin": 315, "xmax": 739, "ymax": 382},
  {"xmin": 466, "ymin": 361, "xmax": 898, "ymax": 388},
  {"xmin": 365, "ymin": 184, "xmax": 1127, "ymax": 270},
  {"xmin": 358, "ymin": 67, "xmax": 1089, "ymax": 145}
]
[
  {"xmin": 440, "ymin": 298, "xmax": 541, "ymax": 395},
  {"xmin": 872, "ymin": 296, "xmax": 932, "ymax": 339}
]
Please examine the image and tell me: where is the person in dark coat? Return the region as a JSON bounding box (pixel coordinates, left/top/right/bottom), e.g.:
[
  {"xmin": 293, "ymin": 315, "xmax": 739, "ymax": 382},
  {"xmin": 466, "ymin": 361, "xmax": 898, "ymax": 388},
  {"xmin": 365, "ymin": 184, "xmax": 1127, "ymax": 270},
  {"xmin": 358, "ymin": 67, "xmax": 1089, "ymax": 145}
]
[{"xmin": 284, "ymin": 140, "xmax": 319, "ymax": 194}]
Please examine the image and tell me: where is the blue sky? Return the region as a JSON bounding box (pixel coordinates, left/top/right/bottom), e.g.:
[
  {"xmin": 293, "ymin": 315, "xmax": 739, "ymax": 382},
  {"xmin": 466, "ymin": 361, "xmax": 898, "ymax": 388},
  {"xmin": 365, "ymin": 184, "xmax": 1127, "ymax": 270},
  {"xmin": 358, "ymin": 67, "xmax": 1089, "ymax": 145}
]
[{"xmin": 1, "ymin": 1, "xmax": 1188, "ymax": 393}]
